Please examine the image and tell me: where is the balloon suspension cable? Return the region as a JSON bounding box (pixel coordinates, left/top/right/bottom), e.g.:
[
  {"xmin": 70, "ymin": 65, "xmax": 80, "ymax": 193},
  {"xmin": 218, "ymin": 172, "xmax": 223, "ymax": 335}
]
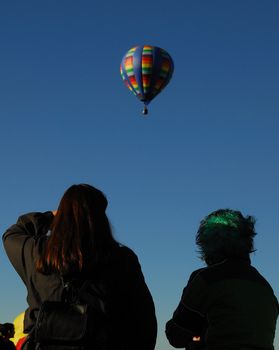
[{"xmin": 142, "ymin": 104, "xmax": 148, "ymax": 116}]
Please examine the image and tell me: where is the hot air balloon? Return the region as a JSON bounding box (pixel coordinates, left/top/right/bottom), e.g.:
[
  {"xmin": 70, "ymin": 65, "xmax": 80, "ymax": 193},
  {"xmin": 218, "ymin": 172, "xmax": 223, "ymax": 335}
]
[{"xmin": 120, "ymin": 45, "xmax": 174, "ymax": 115}]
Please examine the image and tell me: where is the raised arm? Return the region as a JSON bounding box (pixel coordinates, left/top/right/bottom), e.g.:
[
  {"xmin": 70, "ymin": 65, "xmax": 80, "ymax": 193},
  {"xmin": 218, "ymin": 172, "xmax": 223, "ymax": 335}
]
[{"xmin": 2, "ymin": 211, "xmax": 54, "ymax": 282}]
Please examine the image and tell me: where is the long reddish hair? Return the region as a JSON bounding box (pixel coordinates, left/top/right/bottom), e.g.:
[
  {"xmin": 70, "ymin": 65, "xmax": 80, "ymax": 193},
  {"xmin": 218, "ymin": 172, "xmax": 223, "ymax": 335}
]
[{"xmin": 36, "ymin": 184, "xmax": 118, "ymax": 274}]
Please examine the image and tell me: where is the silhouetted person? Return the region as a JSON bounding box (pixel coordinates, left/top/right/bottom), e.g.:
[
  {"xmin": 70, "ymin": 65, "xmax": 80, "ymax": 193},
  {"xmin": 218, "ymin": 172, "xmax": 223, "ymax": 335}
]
[
  {"xmin": 0, "ymin": 323, "xmax": 16, "ymax": 350},
  {"xmin": 166, "ymin": 209, "xmax": 278, "ymax": 350},
  {"xmin": 3, "ymin": 184, "xmax": 157, "ymax": 350}
]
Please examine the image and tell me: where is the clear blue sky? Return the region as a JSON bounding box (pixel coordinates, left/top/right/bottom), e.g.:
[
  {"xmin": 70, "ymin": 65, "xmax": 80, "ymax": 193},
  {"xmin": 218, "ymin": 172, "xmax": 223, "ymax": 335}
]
[{"xmin": 0, "ymin": 1, "xmax": 278, "ymax": 349}]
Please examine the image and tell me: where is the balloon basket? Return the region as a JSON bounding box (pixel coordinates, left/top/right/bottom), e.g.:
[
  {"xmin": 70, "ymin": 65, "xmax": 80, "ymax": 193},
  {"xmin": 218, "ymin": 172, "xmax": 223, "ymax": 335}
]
[{"xmin": 142, "ymin": 105, "xmax": 148, "ymax": 115}]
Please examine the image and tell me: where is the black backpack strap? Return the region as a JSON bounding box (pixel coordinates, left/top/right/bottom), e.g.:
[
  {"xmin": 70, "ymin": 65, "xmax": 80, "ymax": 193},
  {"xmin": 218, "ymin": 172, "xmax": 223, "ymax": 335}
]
[
  {"xmin": 21, "ymin": 327, "xmax": 36, "ymax": 350},
  {"xmin": 78, "ymin": 280, "xmax": 106, "ymax": 314},
  {"xmin": 60, "ymin": 275, "xmax": 80, "ymax": 304}
]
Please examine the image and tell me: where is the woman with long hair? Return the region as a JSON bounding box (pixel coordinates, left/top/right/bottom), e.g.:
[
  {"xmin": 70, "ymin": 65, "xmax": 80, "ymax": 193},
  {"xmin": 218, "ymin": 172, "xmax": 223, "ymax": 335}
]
[{"xmin": 3, "ymin": 184, "xmax": 157, "ymax": 350}]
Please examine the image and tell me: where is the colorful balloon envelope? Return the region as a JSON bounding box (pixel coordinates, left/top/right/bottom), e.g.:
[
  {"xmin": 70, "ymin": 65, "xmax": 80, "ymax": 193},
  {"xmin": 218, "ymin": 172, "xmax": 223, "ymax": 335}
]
[{"xmin": 120, "ymin": 45, "xmax": 174, "ymax": 115}]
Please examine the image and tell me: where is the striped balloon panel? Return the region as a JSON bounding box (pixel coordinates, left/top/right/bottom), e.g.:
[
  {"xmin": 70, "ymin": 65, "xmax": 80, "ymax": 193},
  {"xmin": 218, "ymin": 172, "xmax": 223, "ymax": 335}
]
[
  {"xmin": 125, "ymin": 60, "xmax": 140, "ymax": 94},
  {"xmin": 153, "ymin": 51, "xmax": 173, "ymax": 92},
  {"xmin": 142, "ymin": 46, "xmax": 153, "ymax": 94},
  {"xmin": 120, "ymin": 66, "xmax": 136, "ymax": 95},
  {"xmin": 122, "ymin": 48, "xmax": 142, "ymax": 97}
]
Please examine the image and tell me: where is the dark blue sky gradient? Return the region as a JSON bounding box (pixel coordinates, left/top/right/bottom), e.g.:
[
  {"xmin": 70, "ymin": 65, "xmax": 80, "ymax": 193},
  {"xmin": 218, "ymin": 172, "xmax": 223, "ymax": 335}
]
[{"xmin": 0, "ymin": 1, "xmax": 278, "ymax": 349}]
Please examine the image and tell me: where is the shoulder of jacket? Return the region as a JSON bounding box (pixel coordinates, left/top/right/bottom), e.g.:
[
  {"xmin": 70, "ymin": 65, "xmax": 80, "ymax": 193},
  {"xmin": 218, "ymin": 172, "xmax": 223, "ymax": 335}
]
[
  {"xmin": 188, "ymin": 267, "xmax": 206, "ymax": 282},
  {"xmin": 118, "ymin": 245, "xmax": 138, "ymax": 259},
  {"xmin": 188, "ymin": 260, "xmax": 227, "ymax": 284}
]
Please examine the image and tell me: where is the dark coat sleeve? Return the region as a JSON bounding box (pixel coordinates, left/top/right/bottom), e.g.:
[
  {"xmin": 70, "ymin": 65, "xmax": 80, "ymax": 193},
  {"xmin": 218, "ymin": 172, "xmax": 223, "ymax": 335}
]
[
  {"xmin": 2, "ymin": 211, "xmax": 54, "ymax": 283},
  {"xmin": 165, "ymin": 269, "xmax": 208, "ymax": 349}
]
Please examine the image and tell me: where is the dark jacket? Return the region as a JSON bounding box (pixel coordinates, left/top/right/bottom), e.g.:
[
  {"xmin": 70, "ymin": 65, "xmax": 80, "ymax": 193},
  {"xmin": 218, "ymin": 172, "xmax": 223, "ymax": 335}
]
[
  {"xmin": 2, "ymin": 212, "xmax": 157, "ymax": 350},
  {"xmin": 0, "ymin": 338, "xmax": 16, "ymax": 350},
  {"xmin": 166, "ymin": 258, "xmax": 278, "ymax": 350}
]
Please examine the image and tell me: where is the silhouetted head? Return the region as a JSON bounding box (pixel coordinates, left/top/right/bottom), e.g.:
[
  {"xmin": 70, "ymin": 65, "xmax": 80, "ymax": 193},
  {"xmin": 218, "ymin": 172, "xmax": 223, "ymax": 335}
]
[
  {"xmin": 0, "ymin": 323, "xmax": 15, "ymax": 339},
  {"xmin": 37, "ymin": 184, "xmax": 118, "ymax": 274},
  {"xmin": 55, "ymin": 183, "xmax": 108, "ymax": 221},
  {"xmin": 196, "ymin": 209, "xmax": 256, "ymax": 265}
]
